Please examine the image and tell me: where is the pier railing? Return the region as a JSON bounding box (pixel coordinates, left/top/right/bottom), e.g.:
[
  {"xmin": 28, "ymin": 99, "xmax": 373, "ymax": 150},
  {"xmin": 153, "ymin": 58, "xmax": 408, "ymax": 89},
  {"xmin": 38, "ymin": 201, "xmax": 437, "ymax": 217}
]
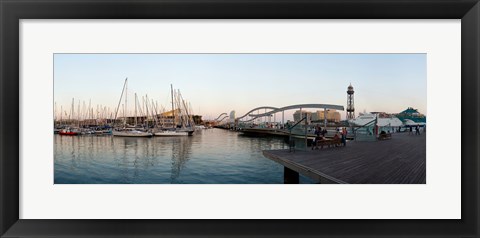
[
  {"xmin": 288, "ymin": 116, "xmax": 308, "ymax": 150},
  {"xmin": 353, "ymin": 118, "xmax": 377, "ymax": 142}
]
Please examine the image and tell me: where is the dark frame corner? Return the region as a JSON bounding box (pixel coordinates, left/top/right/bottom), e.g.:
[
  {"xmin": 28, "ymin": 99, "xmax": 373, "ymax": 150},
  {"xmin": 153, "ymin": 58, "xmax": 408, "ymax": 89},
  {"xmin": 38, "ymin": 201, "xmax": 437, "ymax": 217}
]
[{"xmin": 1, "ymin": 0, "xmax": 479, "ymax": 237}]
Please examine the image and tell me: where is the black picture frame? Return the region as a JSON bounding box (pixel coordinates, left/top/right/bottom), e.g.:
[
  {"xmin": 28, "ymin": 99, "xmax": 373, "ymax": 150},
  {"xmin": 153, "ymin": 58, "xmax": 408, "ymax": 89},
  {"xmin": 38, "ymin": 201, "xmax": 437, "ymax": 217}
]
[{"xmin": 1, "ymin": 0, "xmax": 479, "ymax": 237}]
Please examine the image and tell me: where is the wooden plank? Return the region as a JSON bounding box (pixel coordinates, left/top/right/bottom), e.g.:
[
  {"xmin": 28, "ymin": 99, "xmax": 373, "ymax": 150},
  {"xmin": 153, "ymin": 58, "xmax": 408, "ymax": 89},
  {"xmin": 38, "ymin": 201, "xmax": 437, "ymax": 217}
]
[{"xmin": 263, "ymin": 133, "xmax": 426, "ymax": 184}]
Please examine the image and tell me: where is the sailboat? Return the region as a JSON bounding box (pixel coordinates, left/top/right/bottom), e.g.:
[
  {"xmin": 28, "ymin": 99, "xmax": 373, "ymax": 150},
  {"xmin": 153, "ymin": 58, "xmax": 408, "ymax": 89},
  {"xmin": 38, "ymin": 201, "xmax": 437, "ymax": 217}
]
[
  {"xmin": 59, "ymin": 127, "xmax": 80, "ymax": 135},
  {"xmin": 154, "ymin": 84, "xmax": 194, "ymax": 137},
  {"xmin": 113, "ymin": 127, "xmax": 152, "ymax": 137},
  {"xmin": 58, "ymin": 98, "xmax": 82, "ymax": 136},
  {"xmin": 112, "ymin": 78, "xmax": 153, "ymax": 137},
  {"xmin": 154, "ymin": 129, "xmax": 191, "ymax": 137}
]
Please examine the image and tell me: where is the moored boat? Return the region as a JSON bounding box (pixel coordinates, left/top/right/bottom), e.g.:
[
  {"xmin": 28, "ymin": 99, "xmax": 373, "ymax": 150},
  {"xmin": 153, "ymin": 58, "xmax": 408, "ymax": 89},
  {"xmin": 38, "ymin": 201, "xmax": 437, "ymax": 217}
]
[
  {"xmin": 113, "ymin": 128, "xmax": 153, "ymax": 137},
  {"xmin": 152, "ymin": 84, "xmax": 196, "ymax": 137},
  {"xmin": 111, "ymin": 78, "xmax": 153, "ymax": 137},
  {"xmin": 154, "ymin": 130, "xmax": 190, "ymax": 136},
  {"xmin": 59, "ymin": 128, "xmax": 80, "ymax": 136}
]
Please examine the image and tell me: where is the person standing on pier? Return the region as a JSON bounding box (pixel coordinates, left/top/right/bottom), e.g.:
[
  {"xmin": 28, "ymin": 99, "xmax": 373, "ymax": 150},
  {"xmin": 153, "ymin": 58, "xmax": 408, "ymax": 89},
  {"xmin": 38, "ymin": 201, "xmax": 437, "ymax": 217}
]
[
  {"xmin": 341, "ymin": 127, "xmax": 347, "ymax": 147},
  {"xmin": 415, "ymin": 126, "xmax": 420, "ymax": 135},
  {"xmin": 312, "ymin": 127, "xmax": 322, "ymax": 150}
]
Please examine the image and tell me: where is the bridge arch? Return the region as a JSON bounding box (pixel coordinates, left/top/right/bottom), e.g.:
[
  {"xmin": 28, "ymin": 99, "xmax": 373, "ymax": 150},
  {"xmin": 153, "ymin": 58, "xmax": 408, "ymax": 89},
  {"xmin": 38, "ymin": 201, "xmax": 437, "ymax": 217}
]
[
  {"xmin": 235, "ymin": 106, "xmax": 279, "ymax": 121},
  {"xmin": 236, "ymin": 104, "xmax": 344, "ymax": 122},
  {"xmin": 217, "ymin": 115, "xmax": 229, "ymax": 123},
  {"xmin": 214, "ymin": 113, "xmax": 228, "ymax": 121}
]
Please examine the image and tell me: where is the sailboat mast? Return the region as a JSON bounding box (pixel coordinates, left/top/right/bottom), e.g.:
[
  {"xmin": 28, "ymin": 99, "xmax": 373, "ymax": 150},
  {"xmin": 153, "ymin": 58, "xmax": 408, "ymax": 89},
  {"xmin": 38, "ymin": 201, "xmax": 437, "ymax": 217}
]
[
  {"xmin": 145, "ymin": 95, "xmax": 150, "ymax": 128},
  {"xmin": 77, "ymin": 100, "xmax": 80, "ymax": 127},
  {"xmin": 88, "ymin": 99, "xmax": 91, "ymax": 121},
  {"xmin": 151, "ymin": 99, "xmax": 158, "ymax": 127},
  {"xmin": 179, "ymin": 91, "xmax": 190, "ymax": 127},
  {"xmin": 124, "ymin": 79, "xmax": 128, "ymax": 127},
  {"xmin": 113, "ymin": 77, "xmax": 127, "ymax": 126},
  {"xmin": 71, "ymin": 98, "xmax": 74, "ymax": 122},
  {"xmin": 171, "ymin": 84, "xmax": 175, "ymax": 128},
  {"xmin": 135, "ymin": 93, "xmax": 137, "ymax": 126}
]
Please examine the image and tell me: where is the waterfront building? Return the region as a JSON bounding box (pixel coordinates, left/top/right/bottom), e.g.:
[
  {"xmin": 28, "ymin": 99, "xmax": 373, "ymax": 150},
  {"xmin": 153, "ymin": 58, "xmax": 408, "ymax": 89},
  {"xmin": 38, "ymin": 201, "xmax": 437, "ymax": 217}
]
[
  {"xmin": 229, "ymin": 110, "xmax": 236, "ymax": 123},
  {"xmin": 293, "ymin": 110, "xmax": 312, "ymax": 123},
  {"xmin": 293, "ymin": 109, "xmax": 341, "ymax": 124},
  {"xmin": 394, "ymin": 107, "xmax": 426, "ymax": 123},
  {"xmin": 311, "ymin": 109, "xmax": 341, "ymax": 123},
  {"xmin": 150, "ymin": 109, "xmax": 202, "ymax": 128},
  {"xmin": 349, "ymin": 112, "xmax": 402, "ymax": 127},
  {"xmin": 192, "ymin": 115, "xmax": 203, "ymax": 125},
  {"xmin": 153, "ymin": 109, "xmax": 180, "ymax": 127}
]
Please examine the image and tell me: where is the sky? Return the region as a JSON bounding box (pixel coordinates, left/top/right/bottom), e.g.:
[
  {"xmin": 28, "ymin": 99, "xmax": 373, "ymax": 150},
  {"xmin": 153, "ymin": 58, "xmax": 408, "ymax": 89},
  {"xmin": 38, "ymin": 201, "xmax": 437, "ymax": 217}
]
[{"xmin": 54, "ymin": 54, "xmax": 426, "ymax": 121}]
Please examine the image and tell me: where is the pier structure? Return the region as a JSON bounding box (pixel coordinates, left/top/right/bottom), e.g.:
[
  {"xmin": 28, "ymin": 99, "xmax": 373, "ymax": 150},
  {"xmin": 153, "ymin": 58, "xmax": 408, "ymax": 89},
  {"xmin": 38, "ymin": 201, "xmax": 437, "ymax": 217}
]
[
  {"xmin": 214, "ymin": 113, "xmax": 227, "ymax": 121},
  {"xmin": 201, "ymin": 113, "xmax": 230, "ymax": 128},
  {"xmin": 214, "ymin": 104, "xmax": 345, "ymax": 131},
  {"xmin": 236, "ymin": 104, "xmax": 344, "ymax": 127},
  {"xmin": 235, "ymin": 106, "xmax": 280, "ymax": 123},
  {"xmin": 263, "ymin": 132, "xmax": 426, "ymax": 184},
  {"xmin": 215, "ymin": 113, "xmax": 229, "ymax": 124},
  {"xmin": 230, "ymin": 104, "xmax": 347, "ymax": 148}
]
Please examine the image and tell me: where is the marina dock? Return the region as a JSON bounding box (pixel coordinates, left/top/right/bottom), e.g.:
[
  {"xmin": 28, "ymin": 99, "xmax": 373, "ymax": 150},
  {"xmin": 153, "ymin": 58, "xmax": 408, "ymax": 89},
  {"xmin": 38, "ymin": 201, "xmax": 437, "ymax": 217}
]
[
  {"xmin": 262, "ymin": 133, "xmax": 426, "ymax": 184},
  {"xmin": 237, "ymin": 127, "xmax": 355, "ymax": 140}
]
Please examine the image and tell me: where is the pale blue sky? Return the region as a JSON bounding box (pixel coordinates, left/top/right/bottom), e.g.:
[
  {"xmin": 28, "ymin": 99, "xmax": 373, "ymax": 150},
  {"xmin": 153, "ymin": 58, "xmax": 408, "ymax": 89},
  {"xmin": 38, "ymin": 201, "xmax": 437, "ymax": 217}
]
[{"xmin": 54, "ymin": 54, "xmax": 426, "ymax": 120}]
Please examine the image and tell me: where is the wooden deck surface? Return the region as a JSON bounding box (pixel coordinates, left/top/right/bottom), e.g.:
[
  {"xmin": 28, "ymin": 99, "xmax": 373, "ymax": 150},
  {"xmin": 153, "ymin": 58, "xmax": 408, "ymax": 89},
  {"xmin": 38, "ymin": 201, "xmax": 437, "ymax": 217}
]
[{"xmin": 263, "ymin": 132, "xmax": 426, "ymax": 184}]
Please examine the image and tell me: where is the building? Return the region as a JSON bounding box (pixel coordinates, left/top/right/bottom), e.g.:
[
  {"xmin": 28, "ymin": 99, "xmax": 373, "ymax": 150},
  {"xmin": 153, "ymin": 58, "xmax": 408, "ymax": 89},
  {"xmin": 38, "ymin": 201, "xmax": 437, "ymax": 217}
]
[
  {"xmin": 311, "ymin": 109, "xmax": 341, "ymax": 123},
  {"xmin": 394, "ymin": 107, "xmax": 426, "ymax": 123},
  {"xmin": 293, "ymin": 110, "xmax": 312, "ymax": 123},
  {"xmin": 370, "ymin": 112, "xmax": 393, "ymax": 118},
  {"xmin": 229, "ymin": 110, "xmax": 236, "ymax": 123},
  {"xmin": 294, "ymin": 109, "xmax": 341, "ymax": 124}
]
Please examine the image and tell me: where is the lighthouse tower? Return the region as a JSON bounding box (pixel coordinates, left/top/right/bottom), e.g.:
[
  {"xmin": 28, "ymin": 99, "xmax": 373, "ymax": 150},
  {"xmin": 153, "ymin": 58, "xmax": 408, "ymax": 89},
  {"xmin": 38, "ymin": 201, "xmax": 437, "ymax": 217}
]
[{"xmin": 347, "ymin": 84, "xmax": 355, "ymax": 119}]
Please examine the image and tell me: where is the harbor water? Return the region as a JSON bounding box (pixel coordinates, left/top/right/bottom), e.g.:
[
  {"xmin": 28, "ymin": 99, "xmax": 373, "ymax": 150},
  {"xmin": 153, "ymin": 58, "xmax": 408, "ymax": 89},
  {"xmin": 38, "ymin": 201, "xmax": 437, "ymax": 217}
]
[{"xmin": 54, "ymin": 128, "xmax": 314, "ymax": 184}]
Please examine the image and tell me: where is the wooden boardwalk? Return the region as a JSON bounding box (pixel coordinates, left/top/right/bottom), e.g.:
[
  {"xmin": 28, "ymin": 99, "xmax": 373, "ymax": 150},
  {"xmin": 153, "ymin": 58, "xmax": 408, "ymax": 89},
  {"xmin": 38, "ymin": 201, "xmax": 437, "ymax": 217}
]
[{"xmin": 262, "ymin": 133, "xmax": 426, "ymax": 184}]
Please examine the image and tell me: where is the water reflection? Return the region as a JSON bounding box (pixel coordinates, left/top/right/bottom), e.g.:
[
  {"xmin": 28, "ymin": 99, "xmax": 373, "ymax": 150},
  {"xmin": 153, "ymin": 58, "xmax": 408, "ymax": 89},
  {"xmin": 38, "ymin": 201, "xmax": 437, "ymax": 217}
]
[
  {"xmin": 54, "ymin": 129, "xmax": 296, "ymax": 184},
  {"xmin": 168, "ymin": 137, "xmax": 193, "ymax": 182}
]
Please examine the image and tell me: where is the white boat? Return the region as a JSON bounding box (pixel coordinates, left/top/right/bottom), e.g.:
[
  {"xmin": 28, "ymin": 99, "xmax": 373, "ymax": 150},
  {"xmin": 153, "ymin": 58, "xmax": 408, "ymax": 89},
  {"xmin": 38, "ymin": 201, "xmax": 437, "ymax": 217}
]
[
  {"xmin": 113, "ymin": 128, "xmax": 153, "ymax": 137},
  {"xmin": 154, "ymin": 130, "xmax": 190, "ymax": 137},
  {"xmin": 153, "ymin": 84, "xmax": 195, "ymax": 137},
  {"xmin": 111, "ymin": 78, "xmax": 153, "ymax": 137}
]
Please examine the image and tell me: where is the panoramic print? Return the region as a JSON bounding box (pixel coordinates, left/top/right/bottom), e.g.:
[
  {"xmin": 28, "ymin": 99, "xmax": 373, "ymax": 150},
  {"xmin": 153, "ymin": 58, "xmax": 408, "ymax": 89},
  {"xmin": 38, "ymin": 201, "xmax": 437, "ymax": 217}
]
[{"xmin": 54, "ymin": 54, "xmax": 426, "ymax": 184}]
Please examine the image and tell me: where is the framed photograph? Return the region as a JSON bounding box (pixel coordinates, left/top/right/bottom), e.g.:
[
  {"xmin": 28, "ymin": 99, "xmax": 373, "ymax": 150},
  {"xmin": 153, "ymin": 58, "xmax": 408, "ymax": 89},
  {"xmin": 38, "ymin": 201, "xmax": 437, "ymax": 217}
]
[{"xmin": 1, "ymin": 0, "xmax": 479, "ymax": 237}]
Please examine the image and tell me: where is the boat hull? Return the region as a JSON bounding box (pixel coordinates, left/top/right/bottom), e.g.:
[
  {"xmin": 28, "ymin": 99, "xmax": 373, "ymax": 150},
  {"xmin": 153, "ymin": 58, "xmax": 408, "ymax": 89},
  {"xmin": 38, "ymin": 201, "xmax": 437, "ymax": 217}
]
[
  {"xmin": 154, "ymin": 131, "xmax": 189, "ymax": 136},
  {"xmin": 59, "ymin": 131, "xmax": 79, "ymax": 136},
  {"xmin": 112, "ymin": 131, "xmax": 153, "ymax": 137}
]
